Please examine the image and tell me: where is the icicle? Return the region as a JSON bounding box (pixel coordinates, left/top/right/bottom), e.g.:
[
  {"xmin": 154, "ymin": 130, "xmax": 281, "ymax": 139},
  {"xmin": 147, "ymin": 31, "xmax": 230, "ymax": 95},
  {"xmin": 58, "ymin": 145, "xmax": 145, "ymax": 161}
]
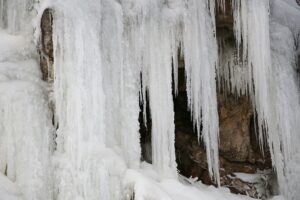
[
  {"xmin": 217, "ymin": 40, "xmax": 249, "ymax": 96},
  {"xmin": 232, "ymin": 0, "xmax": 248, "ymax": 64},
  {"xmin": 51, "ymin": 1, "xmax": 127, "ymax": 199},
  {"xmin": 183, "ymin": 0, "xmax": 220, "ymax": 185},
  {"xmin": 101, "ymin": 0, "xmax": 141, "ymax": 168},
  {"xmin": 139, "ymin": 2, "xmax": 179, "ymax": 178}
]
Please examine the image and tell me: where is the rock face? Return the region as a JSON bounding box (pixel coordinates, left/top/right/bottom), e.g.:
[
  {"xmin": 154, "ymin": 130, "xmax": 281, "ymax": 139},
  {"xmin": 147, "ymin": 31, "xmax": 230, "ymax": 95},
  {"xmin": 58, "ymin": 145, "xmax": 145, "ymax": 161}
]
[
  {"xmin": 218, "ymin": 94, "xmax": 270, "ymax": 165},
  {"xmin": 174, "ymin": 68, "xmax": 272, "ymax": 198},
  {"xmin": 39, "ymin": 8, "xmax": 54, "ymax": 83},
  {"xmin": 218, "ymin": 94, "xmax": 252, "ymax": 162}
]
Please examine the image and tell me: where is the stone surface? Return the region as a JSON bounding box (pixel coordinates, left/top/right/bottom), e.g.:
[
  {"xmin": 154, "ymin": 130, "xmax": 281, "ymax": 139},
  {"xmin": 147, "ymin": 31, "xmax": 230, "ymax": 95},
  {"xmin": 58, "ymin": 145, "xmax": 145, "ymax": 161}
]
[{"xmin": 39, "ymin": 8, "xmax": 54, "ymax": 83}]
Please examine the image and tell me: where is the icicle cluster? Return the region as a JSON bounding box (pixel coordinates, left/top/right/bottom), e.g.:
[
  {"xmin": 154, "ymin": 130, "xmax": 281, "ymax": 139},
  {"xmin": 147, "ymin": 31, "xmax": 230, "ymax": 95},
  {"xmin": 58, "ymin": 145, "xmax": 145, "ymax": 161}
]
[
  {"xmin": 50, "ymin": 0, "xmax": 221, "ymax": 197},
  {"xmin": 227, "ymin": 0, "xmax": 300, "ymax": 198}
]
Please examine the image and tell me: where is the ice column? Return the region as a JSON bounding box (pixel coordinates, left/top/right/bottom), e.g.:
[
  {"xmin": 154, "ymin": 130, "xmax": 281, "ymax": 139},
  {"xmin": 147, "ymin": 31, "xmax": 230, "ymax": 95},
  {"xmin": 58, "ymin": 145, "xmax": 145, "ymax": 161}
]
[{"xmin": 182, "ymin": 0, "xmax": 220, "ymax": 185}]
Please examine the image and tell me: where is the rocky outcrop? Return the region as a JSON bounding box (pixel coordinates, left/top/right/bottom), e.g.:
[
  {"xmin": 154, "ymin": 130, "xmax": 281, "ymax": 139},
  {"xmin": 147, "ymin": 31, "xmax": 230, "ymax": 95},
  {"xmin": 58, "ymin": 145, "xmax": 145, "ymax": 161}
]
[{"xmin": 39, "ymin": 8, "xmax": 54, "ymax": 83}]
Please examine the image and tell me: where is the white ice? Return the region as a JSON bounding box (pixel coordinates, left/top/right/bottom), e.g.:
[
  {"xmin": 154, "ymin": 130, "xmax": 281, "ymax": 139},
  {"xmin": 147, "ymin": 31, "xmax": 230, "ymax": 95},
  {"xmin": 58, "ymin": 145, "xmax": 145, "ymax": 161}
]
[{"xmin": 0, "ymin": 0, "xmax": 299, "ymax": 200}]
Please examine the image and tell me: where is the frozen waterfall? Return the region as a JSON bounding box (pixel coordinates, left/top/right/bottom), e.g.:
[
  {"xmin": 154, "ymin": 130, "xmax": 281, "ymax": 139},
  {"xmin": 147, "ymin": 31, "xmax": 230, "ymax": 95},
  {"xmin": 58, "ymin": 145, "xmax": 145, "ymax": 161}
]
[{"xmin": 0, "ymin": 0, "xmax": 299, "ymax": 199}]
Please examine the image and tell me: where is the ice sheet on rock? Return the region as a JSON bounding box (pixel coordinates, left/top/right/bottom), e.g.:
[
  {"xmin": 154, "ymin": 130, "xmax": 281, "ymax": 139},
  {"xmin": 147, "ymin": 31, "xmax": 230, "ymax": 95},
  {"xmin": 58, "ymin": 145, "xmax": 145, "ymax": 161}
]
[
  {"xmin": 0, "ymin": 12, "xmax": 53, "ymax": 198},
  {"xmin": 0, "ymin": 0, "xmax": 35, "ymax": 33},
  {"xmin": 0, "ymin": 75, "xmax": 53, "ymax": 200},
  {"xmin": 51, "ymin": 0, "xmax": 128, "ymax": 199},
  {"xmin": 269, "ymin": 21, "xmax": 300, "ymax": 199},
  {"xmin": 271, "ymin": 0, "xmax": 300, "ymax": 38}
]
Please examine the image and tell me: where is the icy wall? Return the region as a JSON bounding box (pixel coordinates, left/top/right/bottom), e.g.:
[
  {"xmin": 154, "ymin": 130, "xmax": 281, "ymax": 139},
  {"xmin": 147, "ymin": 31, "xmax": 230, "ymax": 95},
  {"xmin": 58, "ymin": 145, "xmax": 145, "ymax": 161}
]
[
  {"xmin": 0, "ymin": 0, "xmax": 299, "ymax": 199},
  {"xmin": 0, "ymin": 1, "xmax": 53, "ymax": 200}
]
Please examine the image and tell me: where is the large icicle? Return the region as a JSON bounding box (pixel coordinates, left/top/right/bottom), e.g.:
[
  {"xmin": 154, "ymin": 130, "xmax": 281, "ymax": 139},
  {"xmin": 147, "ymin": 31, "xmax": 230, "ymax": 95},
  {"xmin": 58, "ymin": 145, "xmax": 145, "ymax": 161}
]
[
  {"xmin": 182, "ymin": 0, "xmax": 220, "ymax": 184},
  {"xmin": 135, "ymin": 0, "xmax": 181, "ymax": 178},
  {"xmin": 231, "ymin": 0, "xmax": 272, "ymax": 147},
  {"xmin": 51, "ymin": 1, "xmax": 126, "ymax": 199},
  {"xmin": 101, "ymin": 0, "xmax": 141, "ymax": 168}
]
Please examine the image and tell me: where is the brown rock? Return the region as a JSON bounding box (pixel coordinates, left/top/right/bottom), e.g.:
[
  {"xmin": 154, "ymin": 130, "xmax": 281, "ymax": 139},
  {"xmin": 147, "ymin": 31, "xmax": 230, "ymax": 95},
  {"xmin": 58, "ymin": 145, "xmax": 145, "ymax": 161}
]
[
  {"xmin": 39, "ymin": 8, "xmax": 54, "ymax": 83},
  {"xmin": 218, "ymin": 94, "xmax": 253, "ymax": 162}
]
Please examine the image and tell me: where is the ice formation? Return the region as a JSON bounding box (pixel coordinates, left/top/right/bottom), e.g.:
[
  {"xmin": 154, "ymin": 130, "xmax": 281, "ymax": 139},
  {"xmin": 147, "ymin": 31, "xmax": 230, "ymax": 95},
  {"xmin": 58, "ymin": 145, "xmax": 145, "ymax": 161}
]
[
  {"xmin": 229, "ymin": 0, "xmax": 300, "ymax": 198},
  {"xmin": 0, "ymin": 0, "xmax": 299, "ymax": 199}
]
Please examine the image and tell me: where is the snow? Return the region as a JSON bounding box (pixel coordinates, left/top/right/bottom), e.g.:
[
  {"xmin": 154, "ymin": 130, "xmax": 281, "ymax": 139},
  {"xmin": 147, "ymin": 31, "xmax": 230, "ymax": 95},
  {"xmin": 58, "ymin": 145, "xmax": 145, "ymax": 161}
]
[
  {"xmin": 0, "ymin": 173, "xmax": 23, "ymax": 200},
  {"xmin": 123, "ymin": 162, "xmax": 256, "ymax": 200},
  {"xmin": 0, "ymin": 0, "xmax": 299, "ymax": 199}
]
